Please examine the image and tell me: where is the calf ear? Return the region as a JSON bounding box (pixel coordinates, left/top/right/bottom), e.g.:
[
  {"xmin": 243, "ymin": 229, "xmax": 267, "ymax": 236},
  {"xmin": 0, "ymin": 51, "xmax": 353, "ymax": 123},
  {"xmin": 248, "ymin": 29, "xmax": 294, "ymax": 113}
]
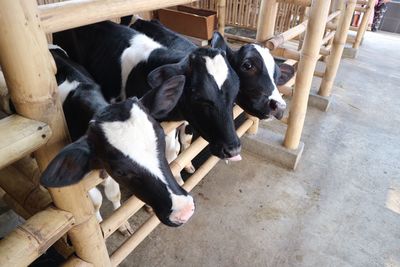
[
  {"xmin": 276, "ymin": 63, "xmax": 295, "ymax": 86},
  {"xmin": 147, "ymin": 60, "xmax": 186, "ymax": 89},
  {"xmin": 141, "ymin": 75, "xmax": 185, "ymax": 120},
  {"xmin": 211, "ymin": 31, "xmax": 234, "ymax": 60},
  {"xmin": 40, "ymin": 137, "xmax": 94, "ymax": 187}
]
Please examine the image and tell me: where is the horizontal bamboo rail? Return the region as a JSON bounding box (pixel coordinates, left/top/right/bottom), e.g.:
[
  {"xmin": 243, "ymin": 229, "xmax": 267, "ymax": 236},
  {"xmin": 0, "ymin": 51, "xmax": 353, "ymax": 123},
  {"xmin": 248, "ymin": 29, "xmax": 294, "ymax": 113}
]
[
  {"xmin": 314, "ymin": 70, "xmax": 325, "ymax": 78},
  {"xmin": 273, "ymin": 46, "xmax": 330, "ymax": 62},
  {"xmin": 266, "ymin": 20, "xmax": 308, "ymax": 50},
  {"xmin": 101, "ymin": 105, "xmax": 244, "ymax": 238},
  {"xmin": 357, "ymin": 0, "xmax": 368, "ymax": 5},
  {"xmin": 38, "ymin": 0, "xmax": 196, "ymax": 34},
  {"xmin": 0, "ymin": 115, "xmax": 51, "ymax": 169},
  {"xmin": 110, "ymin": 118, "xmax": 254, "ymax": 266},
  {"xmin": 276, "ymin": 0, "xmax": 311, "ymax": 6},
  {"xmin": 0, "ymin": 207, "xmax": 74, "ymax": 267},
  {"xmin": 355, "ymin": 6, "xmax": 367, "ymax": 12},
  {"xmin": 326, "ymin": 10, "xmax": 341, "ymax": 23},
  {"xmin": 322, "ymin": 31, "xmax": 336, "ymax": 45},
  {"xmin": 225, "ymin": 33, "xmax": 257, "ymax": 44}
]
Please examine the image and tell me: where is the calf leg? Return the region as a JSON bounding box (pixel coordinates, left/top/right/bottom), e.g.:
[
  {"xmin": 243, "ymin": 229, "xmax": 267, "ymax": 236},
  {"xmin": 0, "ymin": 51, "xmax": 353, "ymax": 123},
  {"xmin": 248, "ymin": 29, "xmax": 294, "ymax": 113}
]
[
  {"xmin": 88, "ymin": 187, "xmax": 103, "ymax": 222},
  {"xmin": 101, "ymin": 172, "xmax": 134, "ymax": 236},
  {"xmin": 178, "ymin": 122, "xmax": 195, "ymax": 174},
  {"xmin": 165, "ymin": 130, "xmax": 184, "ymax": 185}
]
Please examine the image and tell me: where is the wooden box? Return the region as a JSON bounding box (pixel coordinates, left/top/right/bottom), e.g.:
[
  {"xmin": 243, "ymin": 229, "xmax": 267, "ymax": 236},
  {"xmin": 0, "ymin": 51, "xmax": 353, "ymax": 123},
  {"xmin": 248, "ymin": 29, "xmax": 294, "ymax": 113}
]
[{"xmin": 157, "ymin": 6, "xmax": 217, "ymax": 40}]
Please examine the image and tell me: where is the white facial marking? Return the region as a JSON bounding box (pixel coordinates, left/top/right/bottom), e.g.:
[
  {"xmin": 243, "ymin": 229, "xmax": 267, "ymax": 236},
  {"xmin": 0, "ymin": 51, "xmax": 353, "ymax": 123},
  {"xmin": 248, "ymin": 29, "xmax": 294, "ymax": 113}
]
[
  {"xmin": 253, "ymin": 44, "xmax": 286, "ymax": 107},
  {"xmin": 203, "ymin": 54, "xmax": 229, "ymax": 90},
  {"xmin": 165, "ymin": 130, "xmax": 179, "ymax": 164},
  {"xmin": 120, "ymin": 34, "xmax": 163, "ymax": 100},
  {"xmin": 58, "ymin": 79, "xmax": 80, "ymax": 103},
  {"xmin": 48, "ymin": 44, "xmax": 68, "ymax": 56},
  {"xmin": 101, "ymin": 103, "xmax": 165, "ymax": 182}
]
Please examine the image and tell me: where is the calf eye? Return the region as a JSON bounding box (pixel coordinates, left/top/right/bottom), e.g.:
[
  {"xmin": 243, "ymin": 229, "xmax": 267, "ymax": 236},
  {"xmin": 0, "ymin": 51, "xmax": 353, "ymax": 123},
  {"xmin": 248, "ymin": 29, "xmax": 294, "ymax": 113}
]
[{"xmin": 241, "ymin": 61, "xmax": 253, "ymax": 71}]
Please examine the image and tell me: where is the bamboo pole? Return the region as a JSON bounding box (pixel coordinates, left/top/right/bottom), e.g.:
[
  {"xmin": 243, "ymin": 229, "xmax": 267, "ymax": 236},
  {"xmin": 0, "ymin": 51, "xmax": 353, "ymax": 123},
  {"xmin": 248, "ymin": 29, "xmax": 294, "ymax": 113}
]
[
  {"xmin": 217, "ymin": 0, "xmax": 227, "ymax": 35},
  {"xmin": 39, "ymin": 0, "xmax": 196, "ymax": 34},
  {"xmin": 110, "ymin": 119, "xmax": 254, "ymax": 266},
  {"xmin": 321, "ymin": 30, "xmax": 336, "ymax": 45},
  {"xmin": 0, "ymin": 207, "xmax": 74, "ymax": 267},
  {"xmin": 266, "ymin": 20, "xmax": 308, "ymax": 49},
  {"xmin": 276, "ymin": 0, "xmax": 311, "ymax": 6},
  {"xmin": 61, "ymin": 256, "xmax": 94, "ymax": 267},
  {"xmin": 50, "ymin": 183, "xmax": 111, "ymax": 266},
  {"xmin": 353, "ymin": 0, "xmax": 374, "ymax": 49},
  {"xmin": 0, "ymin": 0, "xmax": 70, "ymax": 171},
  {"xmin": 283, "ymin": 0, "xmax": 332, "ymax": 150},
  {"xmin": 319, "ymin": 0, "xmax": 357, "ymax": 97},
  {"xmin": 225, "ymin": 33, "xmax": 257, "ymax": 44},
  {"xmin": 256, "ymin": 0, "xmax": 279, "ymax": 42}
]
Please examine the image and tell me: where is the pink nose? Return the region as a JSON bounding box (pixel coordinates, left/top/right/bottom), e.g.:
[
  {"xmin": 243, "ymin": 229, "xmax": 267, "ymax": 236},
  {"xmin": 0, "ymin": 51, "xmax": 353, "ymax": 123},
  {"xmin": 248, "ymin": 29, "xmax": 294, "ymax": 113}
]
[{"xmin": 169, "ymin": 201, "xmax": 195, "ymax": 224}]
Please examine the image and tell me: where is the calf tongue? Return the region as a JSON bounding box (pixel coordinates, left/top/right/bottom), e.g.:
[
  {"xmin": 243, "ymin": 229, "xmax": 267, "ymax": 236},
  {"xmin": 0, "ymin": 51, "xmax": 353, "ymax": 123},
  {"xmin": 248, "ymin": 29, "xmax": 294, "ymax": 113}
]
[{"xmin": 228, "ymin": 154, "xmax": 242, "ymax": 162}]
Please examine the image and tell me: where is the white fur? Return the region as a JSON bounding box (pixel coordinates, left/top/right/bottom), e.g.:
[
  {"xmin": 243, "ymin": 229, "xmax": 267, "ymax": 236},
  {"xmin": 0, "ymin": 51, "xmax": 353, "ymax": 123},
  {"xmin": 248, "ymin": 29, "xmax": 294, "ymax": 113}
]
[
  {"xmin": 253, "ymin": 44, "xmax": 286, "ymax": 107},
  {"xmin": 102, "ymin": 104, "xmax": 194, "ymax": 219},
  {"xmin": 101, "ymin": 103, "xmax": 164, "ymax": 182},
  {"xmin": 102, "ymin": 175, "xmax": 121, "ymax": 210},
  {"xmin": 203, "ymin": 55, "xmax": 229, "ymax": 90},
  {"xmin": 88, "ymin": 187, "xmax": 103, "ymax": 222},
  {"xmin": 58, "ymin": 80, "xmax": 80, "ymax": 103},
  {"xmin": 120, "ymin": 34, "xmax": 162, "ymax": 100}
]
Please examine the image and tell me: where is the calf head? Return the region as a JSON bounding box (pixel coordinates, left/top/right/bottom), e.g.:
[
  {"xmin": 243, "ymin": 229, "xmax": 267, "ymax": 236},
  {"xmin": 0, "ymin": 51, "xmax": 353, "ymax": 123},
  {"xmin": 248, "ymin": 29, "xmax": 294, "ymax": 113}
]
[
  {"xmin": 41, "ymin": 76, "xmax": 194, "ymax": 227},
  {"xmin": 211, "ymin": 32, "xmax": 295, "ymax": 120},
  {"xmin": 148, "ymin": 48, "xmax": 242, "ymax": 160}
]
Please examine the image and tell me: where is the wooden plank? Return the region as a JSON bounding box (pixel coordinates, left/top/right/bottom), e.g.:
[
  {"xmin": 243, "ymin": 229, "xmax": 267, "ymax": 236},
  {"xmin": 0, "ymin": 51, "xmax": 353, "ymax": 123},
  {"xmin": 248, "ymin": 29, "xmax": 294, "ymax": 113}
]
[
  {"xmin": 0, "ymin": 115, "xmax": 51, "ymax": 169},
  {"xmin": 39, "ymin": 0, "xmax": 197, "ymax": 33},
  {"xmin": 0, "ymin": 207, "xmax": 74, "ymax": 267}
]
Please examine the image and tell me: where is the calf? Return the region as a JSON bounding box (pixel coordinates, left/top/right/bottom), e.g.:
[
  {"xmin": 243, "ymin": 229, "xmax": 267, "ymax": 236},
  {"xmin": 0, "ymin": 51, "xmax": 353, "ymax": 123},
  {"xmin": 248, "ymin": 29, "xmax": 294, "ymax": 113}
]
[
  {"xmin": 41, "ymin": 47, "xmax": 194, "ymax": 227},
  {"xmin": 131, "ymin": 19, "xmax": 295, "ymax": 120},
  {"xmin": 53, "ymin": 21, "xmax": 241, "ymax": 160}
]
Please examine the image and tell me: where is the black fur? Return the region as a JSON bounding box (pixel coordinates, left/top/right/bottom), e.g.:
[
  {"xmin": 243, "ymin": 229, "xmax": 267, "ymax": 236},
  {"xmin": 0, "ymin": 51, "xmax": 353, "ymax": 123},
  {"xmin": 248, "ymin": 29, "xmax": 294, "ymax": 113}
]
[
  {"xmin": 132, "ymin": 19, "xmax": 295, "ymax": 120},
  {"xmin": 53, "ymin": 21, "xmax": 241, "ymax": 159}
]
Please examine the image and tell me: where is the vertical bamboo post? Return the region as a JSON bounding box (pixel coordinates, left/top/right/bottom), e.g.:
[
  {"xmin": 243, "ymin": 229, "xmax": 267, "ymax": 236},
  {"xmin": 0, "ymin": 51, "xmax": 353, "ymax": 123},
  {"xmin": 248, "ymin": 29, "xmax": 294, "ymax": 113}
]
[
  {"xmin": 217, "ymin": 0, "xmax": 227, "ymax": 35},
  {"xmin": 256, "ymin": 0, "xmax": 279, "ymax": 42},
  {"xmin": 353, "ymin": 0, "xmax": 374, "ymax": 49},
  {"xmin": 254, "ymin": 0, "xmax": 279, "ymax": 135},
  {"xmin": 283, "ymin": 0, "xmax": 332, "ymax": 150},
  {"xmin": 318, "ymin": 0, "xmax": 357, "ymax": 97},
  {"xmin": 50, "ymin": 184, "xmax": 111, "ymax": 267},
  {"xmin": 0, "ymin": 0, "xmax": 70, "ymax": 171},
  {"xmin": 0, "ymin": 1, "xmax": 110, "ymax": 265}
]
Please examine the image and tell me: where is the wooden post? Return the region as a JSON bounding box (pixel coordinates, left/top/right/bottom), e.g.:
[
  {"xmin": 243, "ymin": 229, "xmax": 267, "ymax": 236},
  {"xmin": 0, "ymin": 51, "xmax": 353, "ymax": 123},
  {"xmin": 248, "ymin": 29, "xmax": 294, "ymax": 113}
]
[
  {"xmin": 0, "ymin": 1, "xmax": 109, "ymax": 265},
  {"xmin": 319, "ymin": 0, "xmax": 357, "ymax": 97},
  {"xmin": 283, "ymin": 0, "xmax": 332, "ymax": 150},
  {"xmin": 50, "ymin": 183, "xmax": 111, "ymax": 267},
  {"xmin": 0, "ymin": 0, "xmax": 70, "ymax": 171},
  {"xmin": 217, "ymin": 0, "xmax": 227, "ymax": 35},
  {"xmin": 353, "ymin": 0, "xmax": 374, "ymax": 49},
  {"xmin": 256, "ymin": 0, "xmax": 279, "ymax": 42}
]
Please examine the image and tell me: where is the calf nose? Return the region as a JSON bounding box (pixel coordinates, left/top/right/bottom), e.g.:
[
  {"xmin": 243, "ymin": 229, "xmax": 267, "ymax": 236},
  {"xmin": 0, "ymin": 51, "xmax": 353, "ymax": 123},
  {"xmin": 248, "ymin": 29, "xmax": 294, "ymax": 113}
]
[
  {"xmin": 268, "ymin": 99, "xmax": 286, "ymax": 120},
  {"xmin": 222, "ymin": 144, "xmax": 242, "ymax": 161},
  {"xmin": 169, "ymin": 197, "xmax": 195, "ymax": 225}
]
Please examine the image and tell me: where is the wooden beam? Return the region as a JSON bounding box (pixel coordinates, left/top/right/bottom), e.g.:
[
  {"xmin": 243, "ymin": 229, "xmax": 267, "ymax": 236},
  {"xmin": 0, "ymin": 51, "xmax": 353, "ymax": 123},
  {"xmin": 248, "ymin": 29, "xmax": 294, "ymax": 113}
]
[
  {"xmin": 319, "ymin": 0, "xmax": 357, "ymax": 97},
  {"xmin": 0, "ymin": 207, "xmax": 74, "ymax": 267},
  {"xmin": 38, "ymin": 0, "xmax": 197, "ymax": 34},
  {"xmin": 283, "ymin": 0, "xmax": 332, "ymax": 150},
  {"xmin": 0, "ymin": 115, "xmax": 51, "ymax": 169},
  {"xmin": 276, "ymin": 0, "xmax": 311, "ymax": 6}
]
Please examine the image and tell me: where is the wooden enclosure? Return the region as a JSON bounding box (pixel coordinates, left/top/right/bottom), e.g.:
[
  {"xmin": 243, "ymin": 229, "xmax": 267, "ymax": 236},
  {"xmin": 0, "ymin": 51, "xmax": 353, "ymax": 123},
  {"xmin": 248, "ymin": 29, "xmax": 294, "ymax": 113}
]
[{"xmin": 0, "ymin": 0, "xmax": 357, "ymax": 265}]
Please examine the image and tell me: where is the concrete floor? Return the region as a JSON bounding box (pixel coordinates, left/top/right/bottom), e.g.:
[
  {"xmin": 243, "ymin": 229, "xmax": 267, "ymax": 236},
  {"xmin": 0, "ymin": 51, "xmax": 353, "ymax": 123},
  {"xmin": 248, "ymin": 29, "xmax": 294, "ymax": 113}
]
[{"xmin": 103, "ymin": 31, "xmax": 400, "ymax": 266}]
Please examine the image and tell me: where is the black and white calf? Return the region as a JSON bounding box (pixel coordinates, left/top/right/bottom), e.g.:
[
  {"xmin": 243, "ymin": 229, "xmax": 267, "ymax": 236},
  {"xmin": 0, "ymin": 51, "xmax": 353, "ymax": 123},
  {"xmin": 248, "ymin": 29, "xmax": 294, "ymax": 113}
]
[
  {"xmin": 41, "ymin": 47, "xmax": 195, "ymax": 228},
  {"xmin": 53, "ymin": 21, "xmax": 242, "ymax": 161},
  {"xmin": 131, "ymin": 19, "xmax": 295, "ymax": 120}
]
